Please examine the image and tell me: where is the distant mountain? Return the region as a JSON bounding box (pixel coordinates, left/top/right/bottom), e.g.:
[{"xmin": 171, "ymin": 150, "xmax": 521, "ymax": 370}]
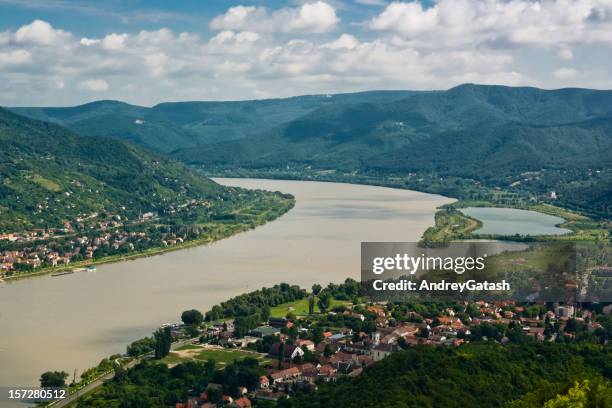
[
  {"xmin": 11, "ymin": 84, "xmax": 612, "ymax": 218},
  {"xmin": 11, "ymin": 91, "xmax": 413, "ymax": 154},
  {"xmin": 171, "ymin": 84, "xmax": 612, "ymax": 175},
  {"xmin": 0, "ymin": 107, "xmax": 225, "ymax": 231}
]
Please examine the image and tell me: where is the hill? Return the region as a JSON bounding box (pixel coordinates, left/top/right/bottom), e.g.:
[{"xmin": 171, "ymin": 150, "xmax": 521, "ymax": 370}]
[
  {"xmin": 171, "ymin": 84, "xmax": 612, "ymax": 172},
  {"xmin": 11, "ymin": 91, "xmax": 412, "ymax": 153},
  {"xmin": 169, "ymin": 85, "xmax": 612, "ymax": 218},
  {"xmin": 0, "ymin": 107, "xmax": 289, "ymax": 232},
  {"xmin": 12, "ymin": 85, "xmax": 612, "ymax": 218},
  {"xmin": 279, "ymin": 343, "xmax": 611, "ymax": 408}
]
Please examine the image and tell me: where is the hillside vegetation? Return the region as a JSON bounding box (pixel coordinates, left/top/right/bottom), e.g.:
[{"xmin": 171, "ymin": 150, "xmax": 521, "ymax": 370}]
[
  {"xmin": 0, "ymin": 107, "xmax": 291, "ymax": 232},
  {"xmin": 11, "ymin": 84, "xmax": 612, "ymax": 218},
  {"xmin": 280, "ymin": 343, "xmax": 611, "ymax": 408}
]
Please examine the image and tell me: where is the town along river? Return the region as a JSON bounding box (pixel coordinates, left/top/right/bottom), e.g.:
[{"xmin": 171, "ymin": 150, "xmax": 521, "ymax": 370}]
[{"xmin": 0, "ymin": 178, "xmax": 453, "ymax": 397}]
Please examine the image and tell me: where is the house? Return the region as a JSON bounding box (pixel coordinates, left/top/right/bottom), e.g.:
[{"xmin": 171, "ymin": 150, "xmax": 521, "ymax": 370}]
[
  {"xmin": 370, "ymin": 343, "xmax": 400, "ymax": 361},
  {"xmin": 555, "ymin": 305, "xmax": 575, "ymax": 318},
  {"xmin": 297, "ymin": 363, "xmax": 318, "ymax": 383},
  {"xmin": 250, "ymin": 326, "xmax": 281, "ymax": 338},
  {"xmin": 329, "ymin": 333, "xmax": 346, "ymax": 342},
  {"xmin": 270, "ymin": 367, "xmax": 301, "ymax": 384},
  {"xmin": 295, "ymin": 339, "xmax": 315, "ymax": 351},
  {"xmin": 268, "ymin": 317, "xmax": 291, "ymax": 329},
  {"xmin": 232, "ymin": 397, "xmax": 252, "ymax": 408},
  {"xmin": 268, "ymin": 343, "xmax": 305, "ymax": 361},
  {"xmin": 259, "ymin": 375, "xmax": 270, "ymax": 389},
  {"xmin": 254, "ymin": 390, "xmax": 287, "ymax": 401},
  {"xmin": 317, "ymin": 364, "xmax": 337, "ymax": 381},
  {"xmin": 526, "ymin": 327, "xmax": 546, "ymax": 341}
]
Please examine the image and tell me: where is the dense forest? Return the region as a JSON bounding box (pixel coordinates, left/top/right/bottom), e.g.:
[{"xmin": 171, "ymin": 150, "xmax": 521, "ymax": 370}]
[
  {"xmin": 280, "ymin": 343, "xmax": 611, "ymax": 408},
  {"xmin": 70, "ymin": 342, "xmax": 610, "ymax": 408},
  {"xmin": 0, "ymin": 107, "xmax": 294, "ymax": 232}
]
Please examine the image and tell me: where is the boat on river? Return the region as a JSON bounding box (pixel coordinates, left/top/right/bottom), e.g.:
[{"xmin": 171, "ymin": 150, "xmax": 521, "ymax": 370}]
[{"xmin": 51, "ymin": 271, "xmax": 74, "ymax": 277}]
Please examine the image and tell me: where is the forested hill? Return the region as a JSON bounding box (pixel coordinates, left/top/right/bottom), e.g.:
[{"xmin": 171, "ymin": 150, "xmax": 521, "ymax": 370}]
[
  {"xmin": 12, "ymin": 85, "xmax": 612, "ymax": 177},
  {"xmin": 279, "ymin": 343, "xmax": 611, "ymax": 408},
  {"xmin": 11, "ymin": 91, "xmax": 412, "ymax": 153},
  {"xmin": 0, "ymin": 107, "xmax": 225, "ymax": 231},
  {"xmin": 171, "ymin": 84, "xmax": 612, "ymax": 174},
  {"xmin": 11, "ymin": 85, "xmax": 612, "ymax": 218}
]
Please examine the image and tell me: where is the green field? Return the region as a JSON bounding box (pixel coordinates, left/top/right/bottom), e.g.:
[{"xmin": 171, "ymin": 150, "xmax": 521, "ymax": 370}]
[
  {"xmin": 162, "ymin": 345, "xmax": 271, "ymax": 368},
  {"xmin": 269, "ymin": 296, "xmax": 350, "ymax": 318}
]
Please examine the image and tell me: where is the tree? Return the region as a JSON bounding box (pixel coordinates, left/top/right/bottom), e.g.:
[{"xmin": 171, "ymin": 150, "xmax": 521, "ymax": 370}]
[
  {"xmin": 40, "ymin": 371, "xmax": 68, "ymax": 388},
  {"xmin": 317, "ymin": 291, "xmax": 331, "ymax": 313},
  {"xmin": 311, "ymin": 326, "xmax": 324, "ymax": 345},
  {"xmin": 181, "ymin": 309, "xmax": 203, "ymax": 326},
  {"xmin": 277, "ymin": 343, "xmax": 285, "ymax": 369},
  {"xmin": 324, "ymin": 344, "xmax": 334, "ymax": 357},
  {"xmin": 153, "ymin": 327, "xmax": 172, "ymax": 359},
  {"xmin": 312, "ymin": 284, "xmax": 322, "ymax": 295},
  {"xmin": 308, "ymin": 295, "xmax": 315, "ymax": 315}
]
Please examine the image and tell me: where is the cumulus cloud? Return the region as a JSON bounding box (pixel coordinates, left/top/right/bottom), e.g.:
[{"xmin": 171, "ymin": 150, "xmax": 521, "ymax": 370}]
[
  {"xmin": 554, "ymin": 67, "xmax": 578, "ymax": 79},
  {"xmin": 557, "ymin": 48, "xmax": 574, "ymax": 60},
  {"xmin": 78, "ymin": 79, "xmax": 109, "ymax": 91},
  {"xmin": 209, "ymin": 1, "xmax": 339, "ymax": 33},
  {"xmin": 0, "ymin": 2, "xmax": 611, "ymax": 107},
  {"xmin": 102, "ymin": 33, "xmax": 128, "ymax": 50},
  {"xmin": 0, "ymin": 49, "xmax": 31, "ymax": 67},
  {"xmin": 369, "ymin": 0, "xmax": 612, "ymax": 49},
  {"xmin": 14, "ymin": 19, "xmax": 69, "ymax": 45}
]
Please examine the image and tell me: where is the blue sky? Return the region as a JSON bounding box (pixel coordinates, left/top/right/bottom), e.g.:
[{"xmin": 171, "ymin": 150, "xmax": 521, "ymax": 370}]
[{"xmin": 1, "ymin": 0, "xmax": 611, "ymax": 106}]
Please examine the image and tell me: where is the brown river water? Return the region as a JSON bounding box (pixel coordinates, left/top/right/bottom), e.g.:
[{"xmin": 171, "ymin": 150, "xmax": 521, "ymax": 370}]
[{"xmin": 0, "ymin": 178, "xmax": 453, "ymax": 402}]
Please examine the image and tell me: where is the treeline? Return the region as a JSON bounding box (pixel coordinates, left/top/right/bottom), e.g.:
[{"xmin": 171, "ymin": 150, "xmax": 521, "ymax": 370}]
[
  {"xmin": 279, "ymin": 342, "xmax": 611, "ymax": 408},
  {"xmin": 205, "ymin": 283, "xmax": 306, "ymax": 337},
  {"xmin": 72, "ymin": 358, "xmax": 264, "ymax": 407},
  {"xmin": 205, "ymin": 283, "xmax": 306, "ymax": 322}
]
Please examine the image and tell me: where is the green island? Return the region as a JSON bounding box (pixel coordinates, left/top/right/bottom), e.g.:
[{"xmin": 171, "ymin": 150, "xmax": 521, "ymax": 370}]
[{"xmin": 41, "ymin": 280, "xmax": 610, "ymax": 407}]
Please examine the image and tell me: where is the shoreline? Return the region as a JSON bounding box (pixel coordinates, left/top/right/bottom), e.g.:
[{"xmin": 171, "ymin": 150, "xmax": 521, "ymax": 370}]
[
  {"xmin": 3, "ymin": 175, "xmax": 604, "ymax": 284},
  {"xmin": 211, "ymin": 174, "xmax": 605, "ymax": 243},
  {"xmin": 2, "ymin": 198, "xmax": 295, "ymax": 283}
]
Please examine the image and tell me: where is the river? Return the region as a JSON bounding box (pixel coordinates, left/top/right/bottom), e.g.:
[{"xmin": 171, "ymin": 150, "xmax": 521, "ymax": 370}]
[{"xmin": 0, "ymin": 178, "xmax": 452, "ymax": 398}]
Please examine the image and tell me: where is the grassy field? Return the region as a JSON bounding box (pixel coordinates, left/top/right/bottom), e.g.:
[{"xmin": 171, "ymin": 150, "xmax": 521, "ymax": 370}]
[
  {"xmin": 161, "ymin": 345, "xmax": 272, "ymax": 368},
  {"xmin": 269, "ymin": 296, "xmax": 350, "ymax": 318}
]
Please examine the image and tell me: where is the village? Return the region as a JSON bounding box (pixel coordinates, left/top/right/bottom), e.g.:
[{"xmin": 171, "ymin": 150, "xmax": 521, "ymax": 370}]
[
  {"xmin": 0, "ymin": 198, "xmax": 212, "ymax": 277},
  {"xmin": 170, "ymin": 294, "xmax": 608, "ymax": 408}
]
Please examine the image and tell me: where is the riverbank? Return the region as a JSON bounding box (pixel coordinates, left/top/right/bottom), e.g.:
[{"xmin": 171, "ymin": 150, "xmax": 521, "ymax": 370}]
[
  {"xmin": 2, "ymin": 195, "xmax": 295, "ymax": 282},
  {"xmin": 200, "ymin": 169, "xmax": 609, "ymax": 244},
  {"xmin": 422, "ymin": 199, "xmax": 609, "ymax": 244}
]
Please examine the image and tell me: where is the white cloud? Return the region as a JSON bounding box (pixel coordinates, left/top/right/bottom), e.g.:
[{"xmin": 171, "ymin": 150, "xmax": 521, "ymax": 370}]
[
  {"xmin": 355, "ymin": 0, "xmax": 388, "ymax": 5},
  {"xmin": 322, "ymin": 34, "xmax": 359, "ymax": 50},
  {"xmin": 102, "ymin": 33, "xmax": 128, "ymax": 50},
  {"xmin": 210, "ymin": 1, "xmax": 339, "ymax": 33},
  {"xmin": 80, "ymin": 37, "xmax": 100, "ymax": 46},
  {"xmin": 14, "ymin": 19, "xmax": 69, "ymax": 45},
  {"xmin": 554, "ymin": 67, "xmax": 577, "ymax": 79},
  {"xmin": 369, "ymin": 0, "xmax": 612, "ymax": 49},
  {"xmin": 557, "ymin": 48, "xmax": 574, "ymax": 60},
  {"xmin": 0, "ymin": 11, "xmax": 610, "ymax": 106},
  {"xmin": 0, "ymin": 49, "xmax": 31, "ymax": 66},
  {"xmin": 78, "ymin": 79, "xmax": 109, "ymax": 91}
]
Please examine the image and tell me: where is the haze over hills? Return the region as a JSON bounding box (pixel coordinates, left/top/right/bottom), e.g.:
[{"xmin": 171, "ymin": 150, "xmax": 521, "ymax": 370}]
[{"xmin": 0, "ymin": 107, "xmax": 227, "ymax": 231}]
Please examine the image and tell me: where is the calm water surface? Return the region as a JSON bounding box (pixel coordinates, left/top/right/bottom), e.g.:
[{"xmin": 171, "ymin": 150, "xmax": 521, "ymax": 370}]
[
  {"xmin": 0, "ymin": 179, "xmax": 453, "ymax": 395},
  {"xmin": 461, "ymin": 207, "xmax": 572, "ymax": 236}
]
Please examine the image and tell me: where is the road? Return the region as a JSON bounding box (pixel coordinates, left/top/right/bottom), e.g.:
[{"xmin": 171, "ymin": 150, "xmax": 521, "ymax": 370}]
[{"xmin": 48, "ymin": 338, "xmax": 197, "ymax": 407}]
